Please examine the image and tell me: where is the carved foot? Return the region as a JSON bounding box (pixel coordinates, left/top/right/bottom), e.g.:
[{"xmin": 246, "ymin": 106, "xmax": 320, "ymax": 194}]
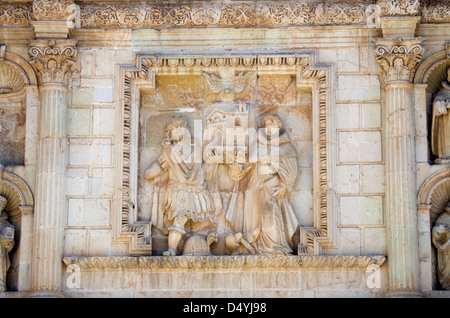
[{"xmin": 163, "ymin": 248, "xmax": 177, "ymax": 256}]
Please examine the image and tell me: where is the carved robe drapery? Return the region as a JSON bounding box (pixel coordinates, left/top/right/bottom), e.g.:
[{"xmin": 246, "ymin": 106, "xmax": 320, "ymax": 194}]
[
  {"xmin": 156, "ymin": 142, "xmax": 216, "ymax": 230},
  {"xmin": 0, "ymin": 198, "xmax": 14, "ymax": 292},
  {"xmin": 243, "ymin": 131, "xmax": 299, "ymax": 255},
  {"xmin": 432, "ymin": 204, "xmax": 450, "ymax": 290},
  {"xmin": 431, "ymin": 70, "xmax": 450, "ymax": 161}
]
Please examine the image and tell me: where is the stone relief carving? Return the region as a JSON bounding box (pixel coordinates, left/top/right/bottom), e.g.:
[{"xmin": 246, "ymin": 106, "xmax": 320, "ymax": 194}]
[
  {"xmin": 432, "ymin": 202, "xmax": 450, "ymax": 290},
  {"xmin": 31, "ymin": 0, "xmax": 76, "ymax": 21},
  {"xmin": 431, "ymin": 68, "xmax": 450, "ymax": 164},
  {"xmin": 376, "ymin": 0, "xmax": 420, "ymax": 16},
  {"xmin": 203, "ymin": 69, "xmax": 256, "ymax": 102},
  {"xmin": 0, "ymin": 4, "xmax": 31, "ymax": 27},
  {"xmin": 0, "ymin": 196, "xmax": 14, "ymax": 292},
  {"xmin": 1, "ymin": 1, "xmax": 450, "ymax": 28},
  {"xmin": 145, "ymin": 108, "xmax": 299, "ymax": 256},
  {"xmin": 242, "ymin": 114, "xmax": 299, "ymax": 255},
  {"xmin": 121, "ymin": 54, "xmax": 332, "ymax": 256},
  {"xmin": 145, "ymin": 116, "xmax": 217, "ymax": 256},
  {"xmin": 421, "ymin": 0, "xmax": 450, "ymax": 23}
]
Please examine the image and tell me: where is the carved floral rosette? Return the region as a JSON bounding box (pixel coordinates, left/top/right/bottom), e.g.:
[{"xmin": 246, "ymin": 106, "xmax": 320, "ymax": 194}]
[{"xmin": 28, "ymin": 39, "xmax": 77, "ymax": 85}]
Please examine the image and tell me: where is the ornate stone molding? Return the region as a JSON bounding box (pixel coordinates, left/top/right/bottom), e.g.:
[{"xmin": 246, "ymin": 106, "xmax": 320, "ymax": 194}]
[
  {"xmin": 79, "ymin": 1, "xmax": 375, "ymax": 29},
  {"xmin": 0, "ymin": 3, "xmax": 31, "ymax": 27},
  {"xmin": 421, "ymin": 0, "xmax": 450, "ymax": 23},
  {"xmin": 377, "ymin": 0, "xmax": 420, "ymax": 16},
  {"xmin": 375, "ymin": 38, "xmax": 424, "ymax": 83},
  {"xmin": 1, "ymin": 1, "xmax": 449, "ymax": 28},
  {"xmin": 28, "ymin": 39, "xmax": 77, "ymax": 85},
  {"xmin": 32, "ymin": 0, "xmax": 76, "ymax": 21},
  {"xmin": 63, "ymin": 255, "xmax": 386, "ymax": 271}
]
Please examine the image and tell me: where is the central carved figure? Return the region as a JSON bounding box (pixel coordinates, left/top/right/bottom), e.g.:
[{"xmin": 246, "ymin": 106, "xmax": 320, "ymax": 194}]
[
  {"xmin": 145, "ymin": 116, "xmax": 217, "ymax": 256},
  {"xmin": 146, "ymin": 108, "xmax": 299, "ymax": 256}
]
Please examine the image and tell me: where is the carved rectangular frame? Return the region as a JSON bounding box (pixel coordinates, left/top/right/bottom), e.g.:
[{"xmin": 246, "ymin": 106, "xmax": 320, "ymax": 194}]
[{"xmin": 113, "ymin": 52, "xmax": 336, "ymax": 255}]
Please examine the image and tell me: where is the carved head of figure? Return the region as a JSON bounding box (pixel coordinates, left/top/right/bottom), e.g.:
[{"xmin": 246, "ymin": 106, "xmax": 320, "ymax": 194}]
[
  {"xmin": 162, "ymin": 116, "xmax": 190, "ymax": 146},
  {"xmin": 260, "ymin": 114, "xmax": 284, "ymax": 138}
]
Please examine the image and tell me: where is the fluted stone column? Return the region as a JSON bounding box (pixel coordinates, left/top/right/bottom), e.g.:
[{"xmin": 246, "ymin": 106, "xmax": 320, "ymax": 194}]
[
  {"xmin": 28, "ymin": 39, "xmax": 77, "ymax": 297},
  {"xmin": 375, "ymin": 36, "xmax": 424, "ymax": 297}
]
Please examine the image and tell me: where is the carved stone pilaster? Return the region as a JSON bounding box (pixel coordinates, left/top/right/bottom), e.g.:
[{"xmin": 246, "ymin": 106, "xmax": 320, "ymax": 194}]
[
  {"xmin": 375, "ymin": 34, "xmax": 424, "ymax": 297},
  {"xmin": 28, "ymin": 39, "xmax": 77, "ymax": 85},
  {"xmin": 28, "ymin": 37, "xmax": 77, "ymax": 298},
  {"xmin": 375, "ymin": 38, "xmax": 424, "ymax": 84}
]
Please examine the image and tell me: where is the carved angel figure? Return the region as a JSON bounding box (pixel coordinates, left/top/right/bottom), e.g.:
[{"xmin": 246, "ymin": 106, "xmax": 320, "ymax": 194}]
[
  {"xmin": 145, "ymin": 116, "xmax": 216, "ymax": 256},
  {"xmin": 432, "ymin": 203, "xmax": 450, "ymax": 290},
  {"xmin": 431, "ymin": 68, "xmax": 450, "ymax": 163},
  {"xmin": 203, "ymin": 69, "xmax": 255, "ymax": 101},
  {"xmin": 243, "ymin": 114, "xmax": 299, "ymax": 254},
  {"xmin": 0, "ymin": 196, "xmax": 14, "ymax": 291}
]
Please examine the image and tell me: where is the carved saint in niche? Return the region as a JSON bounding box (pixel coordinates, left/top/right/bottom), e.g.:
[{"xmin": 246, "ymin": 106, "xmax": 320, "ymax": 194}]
[
  {"xmin": 431, "ymin": 68, "xmax": 450, "ymax": 163},
  {"xmin": 145, "ymin": 116, "xmax": 217, "ymax": 256},
  {"xmin": 242, "ymin": 114, "xmax": 299, "ymax": 255},
  {"xmin": 432, "ymin": 202, "xmax": 450, "ymax": 290},
  {"xmin": 0, "ymin": 196, "xmax": 14, "ymax": 291}
]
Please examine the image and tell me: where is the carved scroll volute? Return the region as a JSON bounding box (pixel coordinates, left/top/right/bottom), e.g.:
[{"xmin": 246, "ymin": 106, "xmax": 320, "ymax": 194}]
[
  {"xmin": 28, "ymin": 39, "xmax": 77, "ymax": 85},
  {"xmin": 375, "ymin": 38, "xmax": 424, "ymax": 84}
]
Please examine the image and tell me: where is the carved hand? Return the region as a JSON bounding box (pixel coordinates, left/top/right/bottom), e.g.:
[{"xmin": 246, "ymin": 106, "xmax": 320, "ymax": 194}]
[
  {"xmin": 145, "ymin": 163, "xmax": 162, "ymax": 182},
  {"xmin": 435, "ymin": 100, "xmax": 448, "ymax": 116}
]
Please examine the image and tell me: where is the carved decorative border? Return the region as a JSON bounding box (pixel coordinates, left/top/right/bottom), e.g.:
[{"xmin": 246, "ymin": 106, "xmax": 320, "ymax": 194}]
[
  {"xmin": 1, "ymin": 1, "xmax": 450, "ymax": 28},
  {"xmin": 63, "ymin": 255, "xmax": 386, "ymax": 270},
  {"xmin": 117, "ymin": 53, "xmax": 333, "ymax": 256}
]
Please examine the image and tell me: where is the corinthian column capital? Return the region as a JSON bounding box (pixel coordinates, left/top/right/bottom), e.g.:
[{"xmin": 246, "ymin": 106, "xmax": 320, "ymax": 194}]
[
  {"xmin": 374, "ymin": 37, "xmax": 424, "ymax": 84},
  {"xmin": 28, "ymin": 39, "xmax": 77, "ymax": 85}
]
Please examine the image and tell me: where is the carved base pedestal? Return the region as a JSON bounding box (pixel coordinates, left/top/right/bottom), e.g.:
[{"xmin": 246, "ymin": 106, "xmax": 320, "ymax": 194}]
[
  {"xmin": 182, "ymin": 233, "xmax": 218, "ymax": 256},
  {"xmin": 385, "ymin": 289, "xmax": 423, "ymax": 298}
]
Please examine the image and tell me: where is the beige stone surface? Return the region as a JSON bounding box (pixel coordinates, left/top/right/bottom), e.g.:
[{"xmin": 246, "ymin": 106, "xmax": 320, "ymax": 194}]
[{"xmin": 0, "ymin": 0, "xmax": 449, "ymax": 298}]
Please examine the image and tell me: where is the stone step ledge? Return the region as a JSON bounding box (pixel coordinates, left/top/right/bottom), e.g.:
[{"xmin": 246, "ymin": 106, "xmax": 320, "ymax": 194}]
[{"xmin": 63, "ymin": 255, "xmax": 386, "ymax": 271}]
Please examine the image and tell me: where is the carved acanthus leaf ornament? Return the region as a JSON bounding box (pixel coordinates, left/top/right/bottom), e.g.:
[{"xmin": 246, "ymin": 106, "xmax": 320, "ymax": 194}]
[
  {"xmin": 375, "ymin": 38, "xmax": 424, "ymax": 83},
  {"xmin": 28, "ymin": 40, "xmax": 77, "ymax": 85}
]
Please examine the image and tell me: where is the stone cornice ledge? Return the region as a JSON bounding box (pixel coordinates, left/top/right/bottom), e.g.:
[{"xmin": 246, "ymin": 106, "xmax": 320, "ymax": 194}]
[{"xmin": 63, "ymin": 255, "xmax": 386, "ymax": 271}]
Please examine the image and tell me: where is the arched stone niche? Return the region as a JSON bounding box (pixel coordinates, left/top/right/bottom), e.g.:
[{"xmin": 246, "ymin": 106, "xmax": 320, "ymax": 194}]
[
  {"xmin": 417, "ymin": 167, "xmax": 450, "ymax": 291},
  {"xmin": 0, "ymin": 166, "xmax": 34, "ymax": 292},
  {"xmin": 414, "ymin": 44, "xmax": 450, "ymax": 163}
]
